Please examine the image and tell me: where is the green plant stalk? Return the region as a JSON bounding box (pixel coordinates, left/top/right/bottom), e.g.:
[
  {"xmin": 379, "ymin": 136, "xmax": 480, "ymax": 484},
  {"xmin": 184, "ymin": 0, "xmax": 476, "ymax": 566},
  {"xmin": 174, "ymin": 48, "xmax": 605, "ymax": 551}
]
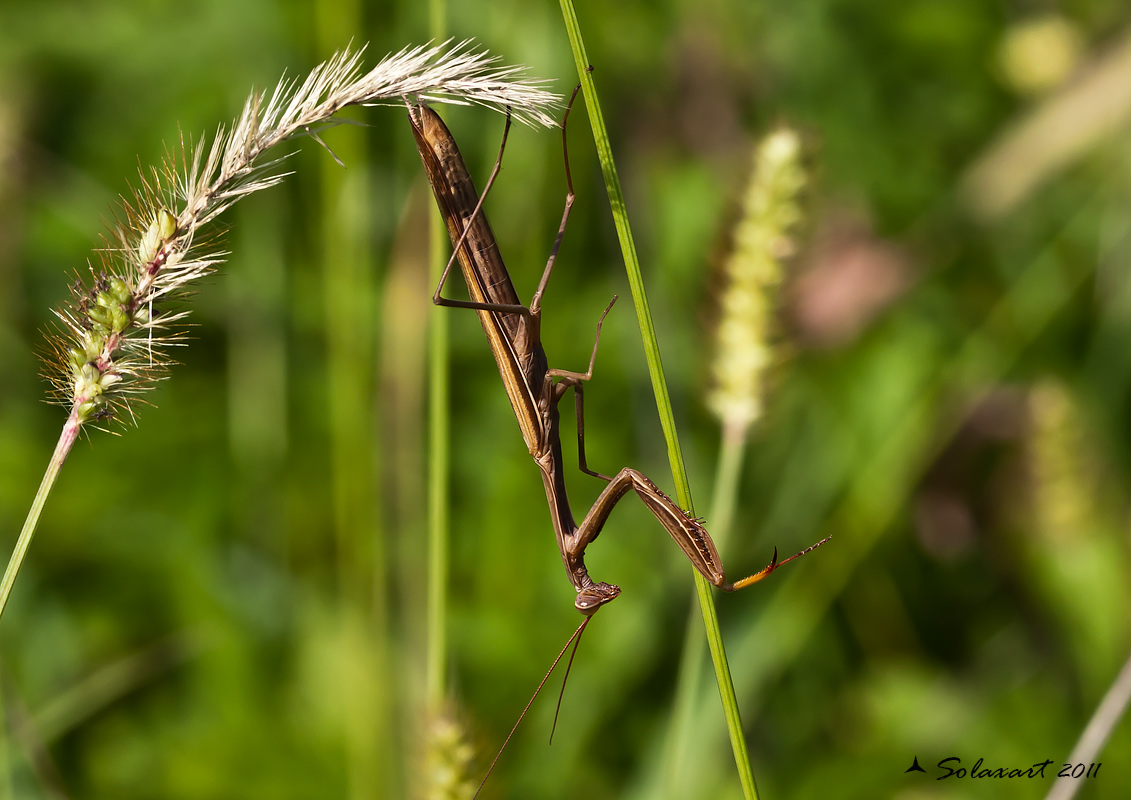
[
  {"xmin": 425, "ymin": 201, "xmax": 451, "ymax": 712},
  {"xmin": 424, "ymin": 0, "xmax": 451, "ymax": 716},
  {"xmin": 314, "ymin": 5, "xmax": 387, "ymax": 798},
  {"xmin": 0, "ymin": 414, "xmax": 81, "ymax": 621},
  {"xmin": 429, "ymin": 0, "xmax": 445, "ymax": 43},
  {"xmin": 661, "ymin": 426, "xmax": 748, "ymax": 797},
  {"xmin": 558, "ymin": 3, "xmax": 759, "ymax": 797}
]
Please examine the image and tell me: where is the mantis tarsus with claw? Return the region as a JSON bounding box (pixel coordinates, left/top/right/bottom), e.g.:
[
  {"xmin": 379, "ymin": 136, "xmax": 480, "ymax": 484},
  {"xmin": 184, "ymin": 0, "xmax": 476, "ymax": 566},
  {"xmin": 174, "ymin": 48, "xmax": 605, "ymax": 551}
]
[{"xmin": 407, "ymin": 88, "xmax": 828, "ymax": 788}]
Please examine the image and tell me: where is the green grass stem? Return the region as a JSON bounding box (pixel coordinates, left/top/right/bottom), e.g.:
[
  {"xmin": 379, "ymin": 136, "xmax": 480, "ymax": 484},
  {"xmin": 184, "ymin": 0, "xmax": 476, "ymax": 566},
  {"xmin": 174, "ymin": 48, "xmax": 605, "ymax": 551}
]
[
  {"xmin": 659, "ymin": 428, "xmax": 748, "ymax": 798},
  {"xmin": 425, "ymin": 195, "xmax": 451, "ymax": 713},
  {"xmin": 0, "ymin": 415, "xmax": 80, "ymax": 622},
  {"xmin": 424, "ymin": 0, "xmax": 451, "ymax": 717},
  {"xmin": 558, "ymin": 3, "xmax": 759, "ymax": 797}
]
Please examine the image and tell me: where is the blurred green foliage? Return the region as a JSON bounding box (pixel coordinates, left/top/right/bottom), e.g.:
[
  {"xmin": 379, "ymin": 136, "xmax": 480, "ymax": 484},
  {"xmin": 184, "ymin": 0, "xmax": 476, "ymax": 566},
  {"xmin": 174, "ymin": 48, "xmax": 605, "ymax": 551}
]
[{"xmin": 1, "ymin": 0, "xmax": 1130, "ymax": 798}]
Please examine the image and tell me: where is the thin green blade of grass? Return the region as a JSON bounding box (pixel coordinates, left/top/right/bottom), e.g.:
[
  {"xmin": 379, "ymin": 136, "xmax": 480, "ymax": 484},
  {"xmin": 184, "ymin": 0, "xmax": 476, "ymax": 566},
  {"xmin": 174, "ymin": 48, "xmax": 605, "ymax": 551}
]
[
  {"xmin": 0, "ymin": 421, "xmax": 80, "ymax": 620},
  {"xmin": 313, "ymin": 10, "xmax": 391, "ymax": 795},
  {"xmin": 425, "ymin": 205, "xmax": 452, "ymax": 713},
  {"xmin": 659, "ymin": 127, "xmax": 804, "ymax": 799},
  {"xmin": 425, "ymin": 0, "xmax": 452, "ymax": 718},
  {"xmin": 557, "ymin": 3, "xmax": 759, "ymax": 797},
  {"xmin": 658, "ymin": 433, "xmax": 748, "ymax": 799}
]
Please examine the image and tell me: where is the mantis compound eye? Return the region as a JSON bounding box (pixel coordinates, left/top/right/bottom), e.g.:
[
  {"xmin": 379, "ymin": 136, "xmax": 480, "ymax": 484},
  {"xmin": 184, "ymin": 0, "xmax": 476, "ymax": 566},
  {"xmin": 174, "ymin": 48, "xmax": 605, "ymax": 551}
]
[{"xmin": 575, "ymin": 582, "xmax": 621, "ymax": 615}]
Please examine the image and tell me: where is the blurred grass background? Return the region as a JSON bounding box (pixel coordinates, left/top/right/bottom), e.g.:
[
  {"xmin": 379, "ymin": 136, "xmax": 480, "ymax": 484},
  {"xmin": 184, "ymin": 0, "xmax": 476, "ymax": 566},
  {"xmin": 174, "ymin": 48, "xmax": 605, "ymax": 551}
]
[{"xmin": 2, "ymin": 0, "xmax": 1131, "ymax": 798}]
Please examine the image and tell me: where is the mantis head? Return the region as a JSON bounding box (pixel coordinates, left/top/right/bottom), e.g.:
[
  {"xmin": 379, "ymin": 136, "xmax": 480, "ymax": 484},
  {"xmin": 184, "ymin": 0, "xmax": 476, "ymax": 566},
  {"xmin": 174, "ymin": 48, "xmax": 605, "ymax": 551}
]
[{"xmin": 575, "ymin": 581, "xmax": 621, "ymax": 615}]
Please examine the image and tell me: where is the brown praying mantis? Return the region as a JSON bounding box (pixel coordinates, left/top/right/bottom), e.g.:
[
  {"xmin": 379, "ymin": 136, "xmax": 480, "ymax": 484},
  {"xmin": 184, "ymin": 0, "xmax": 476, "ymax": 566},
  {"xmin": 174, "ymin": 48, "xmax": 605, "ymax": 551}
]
[
  {"xmin": 409, "ymin": 94, "xmax": 826, "ymax": 617},
  {"xmin": 407, "ymin": 89, "xmax": 829, "ymax": 794}
]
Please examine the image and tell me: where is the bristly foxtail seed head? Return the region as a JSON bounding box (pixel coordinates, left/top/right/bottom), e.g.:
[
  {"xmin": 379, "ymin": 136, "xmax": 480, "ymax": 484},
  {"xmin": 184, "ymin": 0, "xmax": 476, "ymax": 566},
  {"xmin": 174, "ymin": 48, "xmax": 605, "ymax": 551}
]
[
  {"xmin": 420, "ymin": 709, "xmax": 476, "ymax": 800},
  {"xmin": 707, "ymin": 127, "xmax": 805, "ymax": 438},
  {"xmin": 41, "ymin": 42, "xmax": 559, "ymax": 429}
]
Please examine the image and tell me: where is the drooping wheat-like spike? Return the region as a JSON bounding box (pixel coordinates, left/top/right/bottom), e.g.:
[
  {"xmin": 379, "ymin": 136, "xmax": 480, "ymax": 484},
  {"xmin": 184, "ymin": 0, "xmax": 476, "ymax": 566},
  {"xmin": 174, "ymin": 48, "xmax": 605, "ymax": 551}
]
[
  {"xmin": 41, "ymin": 41, "xmax": 559, "ymax": 428},
  {"xmin": 0, "ymin": 41, "xmax": 559, "ymax": 622}
]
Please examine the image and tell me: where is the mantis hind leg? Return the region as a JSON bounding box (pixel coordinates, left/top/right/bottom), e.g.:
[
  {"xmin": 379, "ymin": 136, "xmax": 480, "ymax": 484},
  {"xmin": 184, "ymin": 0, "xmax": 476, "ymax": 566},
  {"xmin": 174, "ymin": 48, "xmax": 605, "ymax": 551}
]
[
  {"xmin": 570, "ymin": 468, "xmax": 725, "ymax": 585},
  {"xmin": 570, "ymin": 467, "xmax": 831, "ymax": 590}
]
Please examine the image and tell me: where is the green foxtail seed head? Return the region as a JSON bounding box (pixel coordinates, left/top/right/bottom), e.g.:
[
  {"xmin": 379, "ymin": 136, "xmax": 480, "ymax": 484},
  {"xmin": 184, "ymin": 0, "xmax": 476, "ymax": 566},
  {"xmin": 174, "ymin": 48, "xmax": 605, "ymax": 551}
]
[
  {"xmin": 1029, "ymin": 381, "xmax": 1092, "ymax": 545},
  {"xmin": 47, "ymin": 206, "xmax": 180, "ymax": 423},
  {"xmin": 707, "ymin": 128, "xmax": 804, "ymax": 437},
  {"xmin": 420, "ymin": 710, "xmax": 475, "ymax": 800},
  {"xmin": 41, "ymin": 42, "xmax": 560, "ymax": 431}
]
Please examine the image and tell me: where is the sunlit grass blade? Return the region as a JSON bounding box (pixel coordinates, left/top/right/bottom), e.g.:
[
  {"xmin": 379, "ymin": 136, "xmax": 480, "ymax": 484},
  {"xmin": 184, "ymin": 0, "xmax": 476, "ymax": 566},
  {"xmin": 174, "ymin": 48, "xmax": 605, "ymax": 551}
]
[
  {"xmin": 425, "ymin": 4, "xmax": 453, "ymax": 714},
  {"xmin": 660, "ymin": 128, "xmax": 805, "ymax": 799},
  {"xmin": 558, "ymin": 2, "xmax": 759, "ymax": 797}
]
